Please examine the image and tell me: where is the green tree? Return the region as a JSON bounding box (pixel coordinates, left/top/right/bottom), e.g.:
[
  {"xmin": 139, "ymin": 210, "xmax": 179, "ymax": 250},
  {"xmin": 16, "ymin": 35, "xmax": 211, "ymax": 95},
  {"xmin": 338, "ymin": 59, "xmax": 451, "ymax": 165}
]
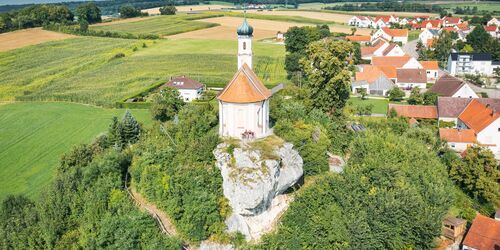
[
  {"xmin": 301, "ymin": 39, "xmax": 354, "ymax": 115},
  {"xmin": 78, "ymin": 19, "xmax": 89, "ymax": 32},
  {"xmin": 387, "ymin": 87, "xmax": 405, "ymax": 101},
  {"xmin": 466, "ymin": 25, "xmax": 492, "ymax": 53},
  {"xmin": 407, "ymin": 87, "xmax": 424, "ymax": 105},
  {"xmin": 76, "ymin": 2, "xmax": 101, "ymax": 24},
  {"xmin": 432, "ymin": 30, "xmax": 453, "ymax": 67},
  {"xmin": 357, "ymin": 88, "xmax": 367, "ymax": 100},
  {"xmin": 121, "ymin": 110, "xmax": 141, "ymax": 145},
  {"xmin": 150, "ymin": 88, "xmax": 184, "ymax": 122},
  {"xmin": 460, "ymin": 44, "xmax": 474, "ymax": 53},
  {"xmin": 0, "ymin": 13, "xmax": 13, "ymax": 33},
  {"xmin": 448, "ymin": 146, "xmax": 499, "ymax": 205},
  {"xmin": 350, "ymin": 27, "xmax": 356, "ymax": 35},
  {"xmin": 159, "ymin": 5, "xmax": 177, "ymax": 15},
  {"xmin": 423, "ymin": 91, "xmax": 438, "ymax": 105},
  {"xmin": 119, "ymin": 5, "xmax": 142, "ymax": 18}
]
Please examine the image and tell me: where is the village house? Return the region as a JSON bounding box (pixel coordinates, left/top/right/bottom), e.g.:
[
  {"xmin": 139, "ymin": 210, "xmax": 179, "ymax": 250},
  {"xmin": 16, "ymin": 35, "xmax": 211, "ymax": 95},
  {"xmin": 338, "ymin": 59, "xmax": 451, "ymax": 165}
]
[
  {"xmin": 487, "ymin": 17, "xmax": 500, "ymax": 26},
  {"xmin": 372, "ymin": 15, "xmax": 398, "ymax": 28},
  {"xmin": 420, "ymin": 61, "xmax": 439, "ymax": 83},
  {"xmin": 395, "ymin": 68, "xmax": 427, "ymax": 89},
  {"xmin": 439, "ymin": 128, "xmax": 476, "ymax": 152},
  {"xmin": 346, "ymin": 35, "xmax": 371, "ymax": 45},
  {"xmin": 348, "ymin": 16, "xmax": 373, "ymax": 28},
  {"xmin": 429, "ymin": 74, "xmax": 478, "ymax": 98},
  {"xmin": 462, "ymin": 214, "xmax": 500, "ymax": 250},
  {"xmin": 441, "ymin": 16, "xmax": 461, "ymax": 27},
  {"xmin": 361, "ymin": 40, "xmax": 389, "ymax": 60},
  {"xmin": 218, "ymin": 18, "xmax": 272, "ymax": 139},
  {"xmin": 484, "ymin": 25, "xmax": 499, "ymax": 39},
  {"xmin": 161, "ymin": 76, "xmax": 204, "ymax": 102},
  {"xmin": 371, "ymin": 55, "xmax": 422, "ymax": 69},
  {"xmin": 371, "ymin": 28, "xmax": 409, "ymax": 44},
  {"xmin": 352, "ymin": 65, "xmax": 394, "ymax": 96},
  {"xmin": 418, "ymin": 19, "xmax": 442, "ymax": 30},
  {"xmin": 418, "ymin": 28, "xmax": 439, "ymax": 47},
  {"xmin": 388, "ymin": 104, "xmax": 438, "ymax": 125},
  {"xmin": 446, "ymin": 52, "xmax": 500, "ymax": 77},
  {"xmin": 276, "ymin": 31, "xmax": 284, "ymax": 41}
]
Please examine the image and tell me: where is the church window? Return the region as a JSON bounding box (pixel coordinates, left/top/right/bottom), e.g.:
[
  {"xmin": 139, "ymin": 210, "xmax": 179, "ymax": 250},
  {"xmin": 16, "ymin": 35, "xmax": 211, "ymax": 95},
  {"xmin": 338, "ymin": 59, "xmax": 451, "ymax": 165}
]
[{"xmin": 243, "ymin": 42, "xmax": 246, "ymax": 50}]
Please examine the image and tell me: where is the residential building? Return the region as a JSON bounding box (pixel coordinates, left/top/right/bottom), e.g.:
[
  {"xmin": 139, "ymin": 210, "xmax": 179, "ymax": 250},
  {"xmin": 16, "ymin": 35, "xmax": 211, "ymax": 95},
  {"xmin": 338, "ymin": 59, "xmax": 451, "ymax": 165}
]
[
  {"xmin": 446, "ymin": 52, "xmax": 499, "ymax": 76},
  {"xmin": 421, "ymin": 19, "xmax": 442, "ymax": 30},
  {"xmin": 439, "ymin": 128, "xmax": 476, "ymax": 151},
  {"xmin": 487, "ymin": 17, "xmax": 500, "ymax": 27},
  {"xmin": 436, "ymin": 96, "xmax": 500, "ymax": 123},
  {"xmin": 485, "ymin": 25, "xmax": 499, "ymax": 39},
  {"xmin": 428, "ymin": 74, "xmax": 478, "ymax": 98},
  {"xmin": 442, "ymin": 16, "xmax": 461, "ymax": 27},
  {"xmin": 218, "ymin": 18, "xmax": 272, "ymax": 139},
  {"xmin": 396, "ymin": 68, "xmax": 427, "ymax": 89},
  {"xmin": 161, "ymin": 76, "xmax": 204, "ymax": 102},
  {"xmin": 420, "ymin": 61, "xmax": 439, "ymax": 83},
  {"xmin": 388, "ymin": 104, "xmax": 438, "ymax": 120},
  {"xmin": 418, "ymin": 28, "xmax": 439, "ymax": 47},
  {"xmin": 462, "ymin": 214, "xmax": 500, "ymax": 250},
  {"xmin": 371, "ymin": 28, "xmax": 409, "ymax": 44},
  {"xmin": 352, "ymin": 65, "xmax": 394, "ymax": 96},
  {"xmin": 372, "ymin": 55, "xmax": 422, "ymax": 69},
  {"xmin": 348, "ymin": 16, "xmax": 372, "ymax": 28},
  {"xmin": 361, "ymin": 40, "xmax": 389, "ymax": 60},
  {"xmin": 346, "ymin": 35, "xmax": 371, "ymax": 45}
]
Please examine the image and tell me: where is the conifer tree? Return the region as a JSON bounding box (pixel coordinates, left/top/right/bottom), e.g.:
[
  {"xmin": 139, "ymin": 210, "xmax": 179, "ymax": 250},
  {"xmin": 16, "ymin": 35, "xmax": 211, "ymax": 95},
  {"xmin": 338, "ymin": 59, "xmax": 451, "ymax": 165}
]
[{"xmin": 120, "ymin": 110, "xmax": 141, "ymax": 144}]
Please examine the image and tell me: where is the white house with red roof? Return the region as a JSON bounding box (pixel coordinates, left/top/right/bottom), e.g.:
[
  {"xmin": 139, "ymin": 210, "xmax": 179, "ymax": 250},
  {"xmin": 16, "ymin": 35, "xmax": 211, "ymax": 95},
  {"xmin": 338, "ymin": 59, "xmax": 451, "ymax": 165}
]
[
  {"xmin": 462, "ymin": 214, "xmax": 500, "ymax": 250},
  {"xmin": 485, "ymin": 25, "xmax": 499, "ymax": 39},
  {"xmin": 348, "ymin": 16, "xmax": 372, "ymax": 28},
  {"xmin": 419, "ymin": 28, "xmax": 439, "ymax": 47},
  {"xmin": 442, "ymin": 16, "xmax": 461, "ymax": 27},
  {"xmin": 372, "ymin": 15, "xmax": 398, "ymax": 28},
  {"xmin": 161, "ymin": 76, "xmax": 204, "ymax": 102},
  {"xmin": 217, "ymin": 18, "xmax": 272, "ymax": 139},
  {"xmin": 371, "ymin": 28, "xmax": 409, "ymax": 44}
]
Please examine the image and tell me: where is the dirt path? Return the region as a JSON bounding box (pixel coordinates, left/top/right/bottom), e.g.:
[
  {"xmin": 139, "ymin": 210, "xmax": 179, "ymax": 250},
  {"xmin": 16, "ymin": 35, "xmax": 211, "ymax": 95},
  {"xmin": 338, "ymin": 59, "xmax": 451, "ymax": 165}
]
[
  {"xmin": 0, "ymin": 28, "xmax": 74, "ymax": 52},
  {"xmin": 128, "ymin": 186, "xmax": 179, "ymax": 236}
]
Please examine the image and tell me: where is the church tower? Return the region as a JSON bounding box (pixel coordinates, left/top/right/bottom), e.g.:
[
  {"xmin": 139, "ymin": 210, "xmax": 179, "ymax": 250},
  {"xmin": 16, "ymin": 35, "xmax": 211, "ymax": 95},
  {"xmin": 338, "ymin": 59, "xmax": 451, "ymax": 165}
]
[{"xmin": 237, "ymin": 17, "xmax": 253, "ymax": 69}]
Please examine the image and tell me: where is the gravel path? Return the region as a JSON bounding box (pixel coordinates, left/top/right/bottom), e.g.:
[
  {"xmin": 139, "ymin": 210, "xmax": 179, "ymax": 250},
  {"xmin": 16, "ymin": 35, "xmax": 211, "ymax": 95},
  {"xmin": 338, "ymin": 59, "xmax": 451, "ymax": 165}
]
[{"xmin": 403, "ymin": 39, "xmax": 418, "ymax": 58}]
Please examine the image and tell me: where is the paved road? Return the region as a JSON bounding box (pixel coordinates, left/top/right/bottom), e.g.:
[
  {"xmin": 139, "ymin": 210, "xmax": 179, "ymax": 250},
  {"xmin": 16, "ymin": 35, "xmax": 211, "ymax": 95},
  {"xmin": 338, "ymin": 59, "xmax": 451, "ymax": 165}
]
[
  {"xmin": 403, "ymin": 39, "xmax": 418, "ymax": 58},
  {"xmin": 470, "ymin": 84, "xmax": 500, "ymax": 99}
]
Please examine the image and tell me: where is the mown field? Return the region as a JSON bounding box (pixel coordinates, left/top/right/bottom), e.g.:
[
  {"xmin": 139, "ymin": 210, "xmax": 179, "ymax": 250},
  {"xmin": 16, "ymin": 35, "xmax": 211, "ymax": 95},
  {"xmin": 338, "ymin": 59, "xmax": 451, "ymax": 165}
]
[
  {"xmin": 0, "ymin": 37, "xmax": 287, "ymax": 106},
  {"xmin": 91, "ymin": 14, "xmax": 222, "ymax": 37},
  {"xmin": 0, "ymin": 102, "xmax": 152, "ymax": 201}
]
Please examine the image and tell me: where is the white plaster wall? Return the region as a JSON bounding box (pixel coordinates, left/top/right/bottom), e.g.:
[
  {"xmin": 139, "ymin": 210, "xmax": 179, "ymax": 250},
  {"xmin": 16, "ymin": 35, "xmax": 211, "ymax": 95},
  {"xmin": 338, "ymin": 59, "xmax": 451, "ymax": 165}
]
[
  {"xmin": 396, "ymin": 82, "xmax": 427, "ymax": 89},
  {"xmin": 219, "ymin": 100, "xmax": 269, "ymax": 138},
  {"xmin": 451, "ymin": 84, "xmax": 479, "ymax": 98},
  {"xmin": 352, "ymin": 84, "xmax": 369, "ymax": 93},
  {"xmin": 477, "ymin": 118, "xmax": 500, "ymax": 157},
  {"xmin": 385, "ymin": 46, "xmax": 405, "ymax": 56},
  {"xmin": 426, "ymin": 69, "xmax": 438, "ymax": 82},
  {"xmin": 393, "ymin": 36, "xmax": 408, "ymax": 44},
  {"xmin": 238, "ymin": 36, "xmax": 253, "ymax": 69},
  {"xmin": 447, "ymin": 142, "xmax": 471, "ymax": 152},
  {"xmin": 402, "ymin": 58, "xmax": 423, "ymax": 69},
  {"xmin": 179, "ymin": 88, "xmax": 202, "ymax": 102}
]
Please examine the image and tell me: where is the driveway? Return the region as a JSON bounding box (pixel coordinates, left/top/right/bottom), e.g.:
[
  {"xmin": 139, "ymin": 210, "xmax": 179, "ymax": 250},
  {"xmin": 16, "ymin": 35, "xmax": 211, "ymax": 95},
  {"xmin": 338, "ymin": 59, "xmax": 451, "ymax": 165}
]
[{"xmin": 403, "ymin": 39, "xmax": 418, "ymax": 58}]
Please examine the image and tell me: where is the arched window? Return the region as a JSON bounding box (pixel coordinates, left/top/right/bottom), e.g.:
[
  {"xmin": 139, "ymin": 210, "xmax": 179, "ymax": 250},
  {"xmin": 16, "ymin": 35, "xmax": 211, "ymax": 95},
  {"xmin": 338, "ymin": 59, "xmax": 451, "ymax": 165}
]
[{"xmin": 243, "ymin": 42, "xmax": 246, "ymax": 50}]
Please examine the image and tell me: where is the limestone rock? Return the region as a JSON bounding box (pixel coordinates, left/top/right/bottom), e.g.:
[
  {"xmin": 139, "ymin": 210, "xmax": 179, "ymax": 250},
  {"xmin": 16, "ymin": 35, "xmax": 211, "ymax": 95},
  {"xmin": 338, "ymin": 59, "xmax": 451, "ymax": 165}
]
[{"xmin": 213, "ymin": 138, "xmax": 303, "ymax": 241}]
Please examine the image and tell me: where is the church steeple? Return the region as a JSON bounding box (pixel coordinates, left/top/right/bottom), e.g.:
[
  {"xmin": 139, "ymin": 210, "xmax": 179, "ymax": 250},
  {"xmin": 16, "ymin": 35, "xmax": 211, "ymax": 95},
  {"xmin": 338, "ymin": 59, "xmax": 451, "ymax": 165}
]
[{"xmin": 237, "ymin": 12, "xmax": 253, "ymax": 70}]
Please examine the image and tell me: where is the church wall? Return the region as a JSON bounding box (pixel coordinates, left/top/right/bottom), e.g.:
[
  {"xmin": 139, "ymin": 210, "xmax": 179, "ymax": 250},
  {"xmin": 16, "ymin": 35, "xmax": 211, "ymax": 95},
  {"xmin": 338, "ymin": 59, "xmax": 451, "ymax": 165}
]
[{"xmin": 220, "ymin": 101, "xmax": 268, "ymax": 138}]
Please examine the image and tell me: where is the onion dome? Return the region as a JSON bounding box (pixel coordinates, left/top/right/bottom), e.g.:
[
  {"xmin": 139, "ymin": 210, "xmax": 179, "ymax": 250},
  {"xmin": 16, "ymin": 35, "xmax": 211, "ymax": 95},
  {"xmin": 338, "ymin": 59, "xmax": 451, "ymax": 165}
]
[{"xmin": 237, "ymin": 18, "xmax": 253, "ymax": 36}]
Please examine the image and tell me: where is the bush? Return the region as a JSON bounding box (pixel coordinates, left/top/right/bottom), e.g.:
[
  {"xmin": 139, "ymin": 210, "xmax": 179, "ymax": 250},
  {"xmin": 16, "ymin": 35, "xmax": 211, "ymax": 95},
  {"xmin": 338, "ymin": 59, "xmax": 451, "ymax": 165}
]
[
  {"xmin": 387, "ymin": 87, "xmax": 405, "ymax": 101},
  {"xmin": 43, "ymin": 23, "xmax": 160, "ymax": 40},
  {"xmin": 159, "ymin": 5, "xmax": 177, "ymax": 15},
  {"xmin": 119, "ymin": 5, "xmax": 143, "ymax": 18},
  {"xmin": 407, "ymin": 87, "xmax": 424, "ymax": 105}
]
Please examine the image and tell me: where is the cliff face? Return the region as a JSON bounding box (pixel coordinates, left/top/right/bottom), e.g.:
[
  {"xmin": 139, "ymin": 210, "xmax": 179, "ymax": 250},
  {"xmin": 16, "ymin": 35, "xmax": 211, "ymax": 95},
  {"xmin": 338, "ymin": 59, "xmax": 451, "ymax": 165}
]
[{"xmin": 213, "ymin": 138, "xmax": 303, "ymax": 241}]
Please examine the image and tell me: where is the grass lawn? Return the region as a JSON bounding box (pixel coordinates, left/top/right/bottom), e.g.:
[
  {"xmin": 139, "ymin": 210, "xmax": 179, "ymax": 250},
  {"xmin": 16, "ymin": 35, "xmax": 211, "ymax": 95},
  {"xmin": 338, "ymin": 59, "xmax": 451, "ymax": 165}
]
[
  {"xmin": 91, "ymin": 13, "xmax": 221, "ymax": 37},
  {"xmin": 0, "ymin": 102, "xmax": 152, "ymax": 201},
  {"xmin": 0, "ymin": 37, "xmax": 287, "ymax": 106},
  {"xmin": 348, "ymin": 96, "xmax": 389, "ymax": 114},
  {"xmin": 408, "ymin": 30, "xmax": 421, "ymax": 42}
]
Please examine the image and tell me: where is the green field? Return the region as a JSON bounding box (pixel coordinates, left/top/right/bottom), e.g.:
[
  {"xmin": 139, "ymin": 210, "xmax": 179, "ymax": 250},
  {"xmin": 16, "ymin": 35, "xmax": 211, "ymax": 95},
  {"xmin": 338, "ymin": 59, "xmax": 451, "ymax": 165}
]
[
  {"xmin": 0, "ymin": 37, "xmax": 287, "ymax": 106},
  {"xmin": 348, "ymin": 97, "xmax": 389, "ymax": 114},
  {"xmin": 0, "ymin": 102, "xmax": 151, "ymax": 201},
  {"xmin": 437, "ymin": 2, "xmax": 500, "ymax": 12},
  {"xmin": 408, "ymin": 30, "xmax": 421, "ymax": 42},
  {"xmin": 92, "ymin": 14, "xmax": 221, "ymax": 37}
]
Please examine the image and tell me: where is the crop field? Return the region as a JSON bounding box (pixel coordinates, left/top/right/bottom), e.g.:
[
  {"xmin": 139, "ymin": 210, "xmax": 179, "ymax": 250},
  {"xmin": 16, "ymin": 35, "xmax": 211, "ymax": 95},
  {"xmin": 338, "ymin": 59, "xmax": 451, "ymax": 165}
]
[
  {"xmin": 0, "ymin": 102, "xmax": 151, "ymax": 200},
  {"xmin": 0, "ymin": 37, "xmax": 286, "ymax": 106},
  {"xmin": 91, "ymin": 14, "xmax": 221, "ymax": 37},
  {"xmin": 143, "ymin": 4, "xmax": 233, "ymax": 15},
  {"xmin": 243, "ymin": 9, "xmax": 353, "ymax": 24},
  {"xmin": 169, "ymin": 16, "xmax": 306, "ymax": 40},
  {"xmin": 0, "ymin": 28, "xmax": 74, "ymax": 52},
  {"xmin": 437, "ymin": 2, "xmax": 500, "ymax": 12}
]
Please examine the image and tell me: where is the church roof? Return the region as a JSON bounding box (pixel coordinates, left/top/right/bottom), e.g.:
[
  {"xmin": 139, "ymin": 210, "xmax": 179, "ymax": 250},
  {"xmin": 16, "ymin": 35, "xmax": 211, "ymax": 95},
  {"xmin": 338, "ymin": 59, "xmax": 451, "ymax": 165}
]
[
  {"xmin": 217, "ymin": 63, "xmax": 271, "ymax": 103},
  {"xmin": 237, "ymin": 18, "xmax": 253, "ymax": 36}
]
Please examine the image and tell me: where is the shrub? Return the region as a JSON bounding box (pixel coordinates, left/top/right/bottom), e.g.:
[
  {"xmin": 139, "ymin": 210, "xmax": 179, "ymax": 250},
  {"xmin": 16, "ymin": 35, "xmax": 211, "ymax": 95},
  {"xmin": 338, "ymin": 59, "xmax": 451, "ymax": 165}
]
[
  {"xmin": 388, "ymin": 87, "xmax": 405, "ymax": 101},
  {"xmin": 159, "ymin": 5, "xmax": 177, "ymax": 15}
]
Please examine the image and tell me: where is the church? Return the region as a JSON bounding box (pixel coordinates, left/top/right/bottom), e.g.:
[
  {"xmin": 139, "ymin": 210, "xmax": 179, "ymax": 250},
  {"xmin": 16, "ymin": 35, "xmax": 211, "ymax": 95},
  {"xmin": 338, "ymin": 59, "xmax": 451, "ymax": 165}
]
[{"xmin": 217, "ymin": 18, "xmax": 272, "ymax": 139}]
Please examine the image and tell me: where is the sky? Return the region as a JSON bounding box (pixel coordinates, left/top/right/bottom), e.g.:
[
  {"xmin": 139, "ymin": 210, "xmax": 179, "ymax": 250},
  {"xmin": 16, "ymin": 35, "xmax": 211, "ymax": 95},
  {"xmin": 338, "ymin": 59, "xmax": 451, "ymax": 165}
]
[{"xmin": 0, "ymin": 0, "xmax": 101, "ymax": 5}]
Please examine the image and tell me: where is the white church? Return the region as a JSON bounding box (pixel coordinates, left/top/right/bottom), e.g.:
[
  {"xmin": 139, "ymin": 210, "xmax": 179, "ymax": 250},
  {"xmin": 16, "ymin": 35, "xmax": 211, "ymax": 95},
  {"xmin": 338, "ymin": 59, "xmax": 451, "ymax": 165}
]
[{"xmin": 217, "ymin": 18, "xmax": 272, "ymax": 139}]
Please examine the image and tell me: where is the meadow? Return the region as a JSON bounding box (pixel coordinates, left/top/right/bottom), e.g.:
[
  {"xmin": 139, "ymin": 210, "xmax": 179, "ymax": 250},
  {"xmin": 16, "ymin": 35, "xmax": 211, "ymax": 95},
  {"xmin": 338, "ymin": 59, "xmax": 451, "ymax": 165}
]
[
  {"xmin": 0, "ymin": 37, "xmax": 287, "ymax": 106},
  {"xmin": 348, "ymin": 96, "xmax": 389, "ymax": 114},
  {"xmin": 91, "ymin": 14, "xmax": 222, "ymax": 37},
  {"xmin": 437, "ymin": 2, "xmax": 500, "ymax": 13},
  {"xmin": 0, "ymin": 102, "xmax": 152, "ymax": 201}
]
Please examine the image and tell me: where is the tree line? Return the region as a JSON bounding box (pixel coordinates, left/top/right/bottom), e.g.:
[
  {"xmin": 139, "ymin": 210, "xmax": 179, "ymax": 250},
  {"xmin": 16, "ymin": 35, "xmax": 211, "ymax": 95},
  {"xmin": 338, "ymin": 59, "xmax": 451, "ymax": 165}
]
[{"xmin": 325, "ymin": 1, "xmax": 444, "ymax": 13}]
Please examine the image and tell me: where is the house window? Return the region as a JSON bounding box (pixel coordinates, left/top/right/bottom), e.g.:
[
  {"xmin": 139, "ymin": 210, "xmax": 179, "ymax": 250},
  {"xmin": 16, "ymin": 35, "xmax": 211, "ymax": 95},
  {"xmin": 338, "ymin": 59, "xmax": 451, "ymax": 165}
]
[
  {"xmin": 243, "ymin": 42, "xmax": 246, "ymax": 50},
  {"xmin": 451, "ymin": 143, "xmax": 456, "ymax": 148},
  {"xmin": 498, "ymin": 128, "xmax": 500, "ymax": 132}
]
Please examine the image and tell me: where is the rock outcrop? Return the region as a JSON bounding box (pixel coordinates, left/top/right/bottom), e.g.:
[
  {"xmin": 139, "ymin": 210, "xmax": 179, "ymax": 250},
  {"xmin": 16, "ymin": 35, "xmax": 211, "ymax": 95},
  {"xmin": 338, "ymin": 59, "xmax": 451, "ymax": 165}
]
[{"xmin": 213, "ymin": 137, "xmax": 303, "ymax": 241}]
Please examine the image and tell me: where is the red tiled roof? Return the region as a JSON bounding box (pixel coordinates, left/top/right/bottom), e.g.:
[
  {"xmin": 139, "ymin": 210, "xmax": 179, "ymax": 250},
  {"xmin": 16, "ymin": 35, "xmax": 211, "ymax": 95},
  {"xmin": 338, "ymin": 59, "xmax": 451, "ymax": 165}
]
[
  {"xmin": 377, "ymin": 65, "xmax": 397, "ymax": 79},
  {"xmin": 439, "ymin": 128, "xmax": 476, "ymax": 143},
  {"xmin": 429, "ymin": 74, "xmax": 467, "ymax": 97},
  {"xmin": 355, "ymin": 65, "xmax": 385, "ymax": 83},
  {"xmin": 443, "ymin": 16, "xmax": 461, "ymax": 24},
  {"xmin": 346, "ymin": 35, "xmax": 371, "ymax": 42},
  {"xmin": 420, "ymin": 61, "xmax": 439, "ymax": 70},
  {"xmin": 485, "ymin": 25, "xmax": 498, "ymax": 32},
  {"xmin": 463, "ymin": 214, "xmax": 500, "ymax": 250},
  {"xmin": 161, "ymin": 76, "xmax": 204, "ymax": 90},
  {"xmin": 442, "ymin": 27, "xmax": 456, "ymax": 32},
  {"xmin": 422, "ymin": 20, "xmax": 442, "ymax": 28},
  {"xmin": 372, "ymin": 55, "xmax": 412, "ymax": 67},
  {"xmin": 375, "ymin": 16, "xmax": 392, "ymax": 23},
  {"xmin": 382, "ymin": 44, "xmax": 397, "ymax": 56},
  {"xmin": 217, "ymin": 63, "xmax": 271, "ymax": 103},
  {"xmin": 456, "ymin": 22, "xmax": 469, "ymax": 30},
  {"xmin": 396, "ymin": 68, "xmax": 427, "ymax": 83},
  {"xmin": 382, "ymin": 27, "xmax": 408, "ymax": 37},
  {"xmin": 458, "ymin": 99, "xmax": 500, "ymax": 133},
  {"xmin": 388, "ymin": 104, "xmax": 438, "ymax": 119}
]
